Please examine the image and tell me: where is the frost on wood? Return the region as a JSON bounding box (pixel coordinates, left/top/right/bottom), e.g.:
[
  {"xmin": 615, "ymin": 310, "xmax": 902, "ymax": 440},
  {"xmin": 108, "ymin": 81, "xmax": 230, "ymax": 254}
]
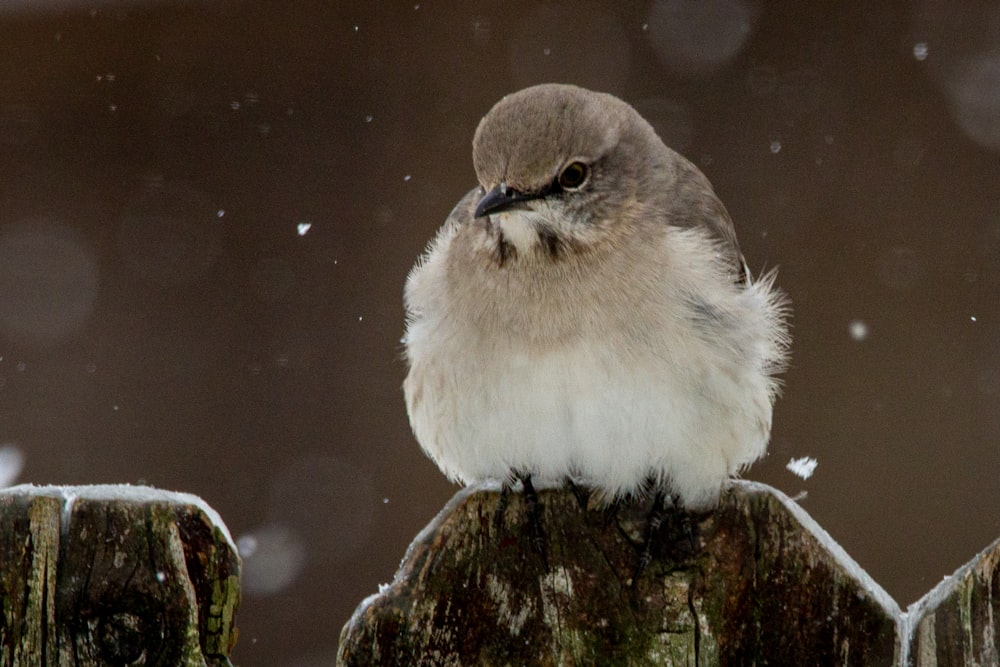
[
  {"xmin": 0, "ymin": 485, "xmax": 241, "ymax": 667},
  {"xmin": 338, "ymin": 481, "xmax": 899, "ymax": 666}
]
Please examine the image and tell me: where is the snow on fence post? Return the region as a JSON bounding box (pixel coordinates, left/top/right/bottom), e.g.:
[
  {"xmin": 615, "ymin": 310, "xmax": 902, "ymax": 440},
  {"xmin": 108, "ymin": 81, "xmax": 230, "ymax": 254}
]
[
  {"xmin": 0, "ymin": 484, "xmax": 241, "ymax": 667},
  {"xmin": 338, "ymin": 481, "xmax": 1000, "ymax": 666}
]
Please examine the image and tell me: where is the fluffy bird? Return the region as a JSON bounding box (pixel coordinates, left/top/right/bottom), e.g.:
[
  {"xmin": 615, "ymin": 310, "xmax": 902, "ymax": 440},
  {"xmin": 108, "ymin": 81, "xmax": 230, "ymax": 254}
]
[{"xmin": 403, "ymin": 83, "xmax": 789, "ymax": 511}]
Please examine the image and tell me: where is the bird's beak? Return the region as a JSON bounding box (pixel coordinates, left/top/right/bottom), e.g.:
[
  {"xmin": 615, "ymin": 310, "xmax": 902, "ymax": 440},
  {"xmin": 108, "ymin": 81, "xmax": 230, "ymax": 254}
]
[{"xmin": 474, "ymin": 183, "xmax": 542, "ymax": 218}]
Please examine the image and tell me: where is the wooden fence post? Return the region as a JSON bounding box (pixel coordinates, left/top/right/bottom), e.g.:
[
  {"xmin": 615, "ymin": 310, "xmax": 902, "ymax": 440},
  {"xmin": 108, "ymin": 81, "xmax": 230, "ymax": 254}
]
[
  {"xmin": 338, "ymin": 480, "xmax": 1000, "ymax": 666},
  {"xmin": 0, "ymin": 484, "xmax": 241, "ymax": 667},
  {"xmin": 906, "ymin": 534, "xmax": 1000, "ymax": 666}
]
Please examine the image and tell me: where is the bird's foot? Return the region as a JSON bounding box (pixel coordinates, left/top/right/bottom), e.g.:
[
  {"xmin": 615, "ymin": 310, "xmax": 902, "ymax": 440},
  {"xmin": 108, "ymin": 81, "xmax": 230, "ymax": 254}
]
[
  {"xmin": 564, "ymin": 477, "xmax": 591, "ymax": 511},
  {"xmin": 521, "ymin": 474, "xmax": 550, "ymax": 571},
  {"xmin": 493, "ymin": 473, "xmax": 549, "ymax": 572},
  {"xmin": 630, "ymin": 493, "xmax": 701, "ymax": 588},
  {"xmin": 492, "ymin": 483, "xmax": 510, "ymax": 532},
  {"xmin": 631, "ymin": 491, "xmax": 666, "ymax": 586}
]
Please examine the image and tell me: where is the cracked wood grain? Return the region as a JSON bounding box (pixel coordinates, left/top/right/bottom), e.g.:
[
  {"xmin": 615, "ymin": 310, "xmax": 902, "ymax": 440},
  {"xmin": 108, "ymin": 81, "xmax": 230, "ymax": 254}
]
[
  {"xmin": 338, "ymin": 481, "xmax": 901, "ymax": 666},
  {"xmin": 0, "ymin": 486, "xmax": 240, "ymax": 667}
]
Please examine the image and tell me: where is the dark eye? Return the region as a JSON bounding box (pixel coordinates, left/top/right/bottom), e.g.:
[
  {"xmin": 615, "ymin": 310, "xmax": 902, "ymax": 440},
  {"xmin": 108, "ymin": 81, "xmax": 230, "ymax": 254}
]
[{"xmin": 557, "ymin": 161, "xmax": 589, "ymax": 190}]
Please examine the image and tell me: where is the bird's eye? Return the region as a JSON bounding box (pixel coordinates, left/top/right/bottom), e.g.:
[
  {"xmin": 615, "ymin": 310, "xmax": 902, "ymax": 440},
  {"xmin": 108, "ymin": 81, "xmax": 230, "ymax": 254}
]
[{"xmin": 557, "ymin": 161, "xmax": 589, "ymax": 190}]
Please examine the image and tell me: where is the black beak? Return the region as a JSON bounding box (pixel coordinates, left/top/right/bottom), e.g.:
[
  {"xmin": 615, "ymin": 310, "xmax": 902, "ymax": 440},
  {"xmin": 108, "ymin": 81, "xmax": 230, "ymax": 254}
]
[{"xmin": 474, "ymin": 183, "xmax": 542, "ymax": 218}]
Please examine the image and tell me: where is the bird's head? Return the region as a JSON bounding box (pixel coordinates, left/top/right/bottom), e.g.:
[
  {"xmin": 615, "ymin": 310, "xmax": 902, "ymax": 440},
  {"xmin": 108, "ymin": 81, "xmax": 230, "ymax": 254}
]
[
  {"xmin": 469, "ymin": 83, "xmax": 741, "ymax": 274},
  {"xmin": 470, "ymin": 83, "xmax": 674, "ymax": 257}
]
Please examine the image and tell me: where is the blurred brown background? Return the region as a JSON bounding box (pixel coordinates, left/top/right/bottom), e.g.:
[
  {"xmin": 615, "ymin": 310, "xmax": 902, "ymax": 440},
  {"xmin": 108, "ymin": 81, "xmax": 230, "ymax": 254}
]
[{"xmin": 1, "ymin": 1, "xmax": 998, "ymax": 664}]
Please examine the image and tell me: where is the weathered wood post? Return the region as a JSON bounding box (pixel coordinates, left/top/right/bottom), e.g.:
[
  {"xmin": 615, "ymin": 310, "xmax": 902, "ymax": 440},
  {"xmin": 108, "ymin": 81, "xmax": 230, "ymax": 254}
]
[
  {"xmin": 0, "ymin": 484, "xmax": 241, "ymax": 666},
  {"xmin": 906, "ymin": 534, "xmax": 1000, "ymax": 666},
  {"xmin": 338, "ymin": 480, "xmax": 1000, "ymax": 666}
]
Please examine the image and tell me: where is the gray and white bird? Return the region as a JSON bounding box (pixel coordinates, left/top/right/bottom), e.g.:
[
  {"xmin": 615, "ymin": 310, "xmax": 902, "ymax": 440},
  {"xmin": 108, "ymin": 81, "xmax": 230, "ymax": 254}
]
[{"xmin": 403, "ymin": 83, "xmax": 789, "ymax": 511}]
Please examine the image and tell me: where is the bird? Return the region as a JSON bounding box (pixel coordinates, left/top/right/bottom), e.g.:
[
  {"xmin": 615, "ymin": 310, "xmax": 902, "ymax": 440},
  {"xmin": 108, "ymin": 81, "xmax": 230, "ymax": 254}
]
[{"xmin": 402, "ymin": 83, "xmax": 789, "ymax": 517}]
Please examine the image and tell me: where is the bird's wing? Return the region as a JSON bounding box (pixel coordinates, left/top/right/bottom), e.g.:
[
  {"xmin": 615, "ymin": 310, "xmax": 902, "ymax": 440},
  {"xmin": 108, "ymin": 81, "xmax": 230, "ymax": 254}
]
[
  {"xmin": 444, "ymin": 187, "xmax": 484, "ymax": 230},
  {"xmin": 666, "ymin": 161, "xmax": 751, "ymax": 284}
]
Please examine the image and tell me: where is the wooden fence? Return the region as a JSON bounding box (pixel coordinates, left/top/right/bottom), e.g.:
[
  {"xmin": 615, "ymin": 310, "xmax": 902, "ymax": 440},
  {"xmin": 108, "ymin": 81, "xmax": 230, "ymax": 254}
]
[
  {"xmin": 3, "ymin": 481, "xmax": 997, "ymax": 665},
  {"xmin": 337, "ymin": 481, "xmax": 1000, "ymax": 666},
  {"xmin": 0, "ymin": 485, "xmax": 239, "ymax": 666}
]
